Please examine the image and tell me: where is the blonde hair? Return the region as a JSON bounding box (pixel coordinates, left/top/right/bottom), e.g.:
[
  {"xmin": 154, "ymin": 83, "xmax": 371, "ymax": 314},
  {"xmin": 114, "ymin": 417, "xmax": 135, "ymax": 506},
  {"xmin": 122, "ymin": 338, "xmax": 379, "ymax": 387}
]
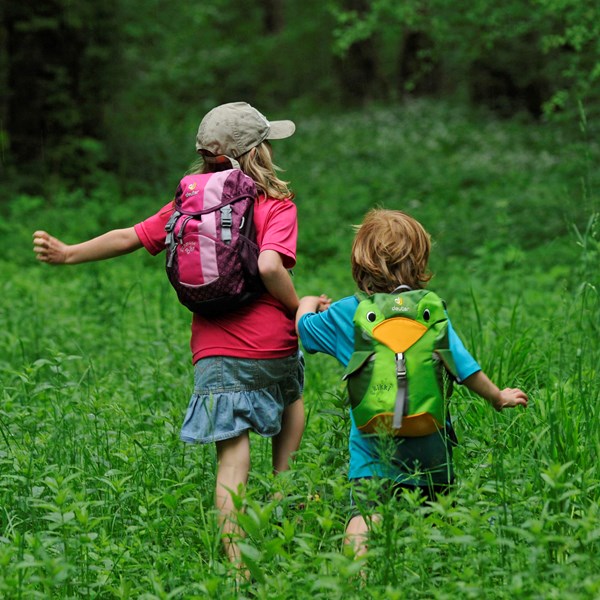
[
  {"xmin": 190, "ymin": 142, "xmax": 293, "ymax": 200},
  {"xmin": 351, "ymin": 209, "xmax": 432, "ymax": 294}
]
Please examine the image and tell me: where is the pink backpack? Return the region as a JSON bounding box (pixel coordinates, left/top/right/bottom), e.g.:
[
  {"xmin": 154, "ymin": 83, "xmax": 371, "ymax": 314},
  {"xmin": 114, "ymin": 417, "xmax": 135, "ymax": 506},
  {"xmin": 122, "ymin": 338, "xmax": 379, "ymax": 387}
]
[{"xmin": 164, "ymin": 169, "xmax": 264, "ymax": 317}]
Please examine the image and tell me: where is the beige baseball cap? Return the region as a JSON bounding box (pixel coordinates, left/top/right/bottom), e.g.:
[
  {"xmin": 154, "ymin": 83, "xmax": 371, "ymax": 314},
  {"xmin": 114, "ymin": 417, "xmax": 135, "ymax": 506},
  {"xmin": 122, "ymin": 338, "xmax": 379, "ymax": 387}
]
[{"xmin": 196, "ymin": 102, "xmax": 295, "ymax": 165}]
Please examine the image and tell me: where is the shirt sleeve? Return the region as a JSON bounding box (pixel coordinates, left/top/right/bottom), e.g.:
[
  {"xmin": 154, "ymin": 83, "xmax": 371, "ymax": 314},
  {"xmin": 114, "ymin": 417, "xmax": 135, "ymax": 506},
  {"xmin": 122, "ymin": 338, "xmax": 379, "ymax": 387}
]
[
  {"xmin": 133, "ymin": 202, "xmax": 175, "ymax": 256},
  {"xmin": 259, "ymin": 200, "xmax": 297, "ymax": 269},
  {"xmin": 447, "ymin": 320, "xmax": 481, "ymax": 382},
  {"xmin": 297, "ymin": 297, "xmax": 357, "ymax": 366}
]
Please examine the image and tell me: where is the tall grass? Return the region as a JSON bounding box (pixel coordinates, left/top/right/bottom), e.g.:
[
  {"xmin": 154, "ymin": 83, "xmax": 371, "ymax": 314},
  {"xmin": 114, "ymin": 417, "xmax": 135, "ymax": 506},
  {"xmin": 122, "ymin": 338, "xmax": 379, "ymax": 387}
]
[{"xmin": 1, "ymin": 99, "xmax": 599, "ymax": 598}]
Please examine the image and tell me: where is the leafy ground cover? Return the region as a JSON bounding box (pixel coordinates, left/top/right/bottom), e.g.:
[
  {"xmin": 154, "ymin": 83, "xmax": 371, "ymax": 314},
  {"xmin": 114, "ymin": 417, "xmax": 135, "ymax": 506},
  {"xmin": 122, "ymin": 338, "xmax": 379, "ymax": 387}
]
[{"xmin": 1, "ymin": 100, "xmax": 599, "ymax": 598}]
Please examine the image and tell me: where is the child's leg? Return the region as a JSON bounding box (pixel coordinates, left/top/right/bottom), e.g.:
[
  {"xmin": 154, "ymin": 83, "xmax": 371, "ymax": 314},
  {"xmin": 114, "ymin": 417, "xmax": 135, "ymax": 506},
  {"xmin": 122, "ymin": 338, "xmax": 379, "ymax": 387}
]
[
  {"xmin": 346, "ymin": 513, "xmax": 382, "ymax": 558},
  {"xmin": 345, "ymin": 514, "xmax": 371, "ymax": 557},
  {"xmin": 272, "ymin": 397, "xmax": 305, "ymax": 474},
  {"xmin": 215, "ymin": 433, "xmax": 251, "ymax": 563}
]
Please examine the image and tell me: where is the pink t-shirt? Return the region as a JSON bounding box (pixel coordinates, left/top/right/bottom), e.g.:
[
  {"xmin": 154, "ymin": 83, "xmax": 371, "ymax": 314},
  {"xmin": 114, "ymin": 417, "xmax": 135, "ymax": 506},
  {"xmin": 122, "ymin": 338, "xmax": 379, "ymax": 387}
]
[{"xmin": 134, "ymin": 195, "xmax": 299, "ymax": 363}]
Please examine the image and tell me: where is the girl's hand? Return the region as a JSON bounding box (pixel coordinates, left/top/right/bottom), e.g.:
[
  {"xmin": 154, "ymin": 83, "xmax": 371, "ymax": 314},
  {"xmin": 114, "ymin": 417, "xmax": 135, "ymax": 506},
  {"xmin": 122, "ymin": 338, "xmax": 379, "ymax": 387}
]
[
  {"xmin": 295, "ymin": 295, "xmax": 331, "ymax": 332},
  {"xmin": 33, "ymin": 231, "xmax": 69, "ymax": 264},
  {"xmin": 33, "ymin": 227, "xmax": 141, "ymax": 265},
  {"xmin": 492, "ymin": 388, "xmax": 528, "ymax": 411},
  {"xmin": 317, "ymin": 294, "xmax": 332, "ymax": 312}
]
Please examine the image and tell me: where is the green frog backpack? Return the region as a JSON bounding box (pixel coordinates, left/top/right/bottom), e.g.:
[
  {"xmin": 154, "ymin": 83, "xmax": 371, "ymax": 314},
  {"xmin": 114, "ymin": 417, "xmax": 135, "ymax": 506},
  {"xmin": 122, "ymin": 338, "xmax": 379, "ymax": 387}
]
[{"xmin": 343, "ymin": 286, "xmax": 458, "ymax": 436}]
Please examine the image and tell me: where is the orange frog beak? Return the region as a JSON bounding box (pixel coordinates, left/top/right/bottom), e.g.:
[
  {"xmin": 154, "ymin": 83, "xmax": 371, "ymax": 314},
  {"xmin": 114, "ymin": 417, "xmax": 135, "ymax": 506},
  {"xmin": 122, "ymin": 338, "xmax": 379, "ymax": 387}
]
[{"xmin": 372, "ymin": 317, "xmax": 427, "ymax": 353}]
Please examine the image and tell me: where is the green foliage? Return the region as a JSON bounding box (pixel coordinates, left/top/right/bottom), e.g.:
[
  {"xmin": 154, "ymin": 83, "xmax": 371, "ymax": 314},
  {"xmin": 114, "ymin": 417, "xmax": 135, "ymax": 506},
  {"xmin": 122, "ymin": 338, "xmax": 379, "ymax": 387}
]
[
  {"xmin": 330, "ymin": 0, "xmax": 600, "ymax": 120},
  {"xmin": 102, "ymin": 0, "xmax": 339, "ymax": 184},
  {"xmin": 2, "ymin": 0, "xmax": 600, "ymax": 184},
  {"xmin": 2, "ymin": 0, "xmax": 121, "ymax": 178},
  {"xmin": 537, "ymin": 0, "xmax": 600, "ymax": 115},
  {"xmin": 1, "ymin": 101, "xmax": 600, "ymax": 596},
  {"xmin": 1, "ymin": 1, "xmax": 340, "ymax": 183}
]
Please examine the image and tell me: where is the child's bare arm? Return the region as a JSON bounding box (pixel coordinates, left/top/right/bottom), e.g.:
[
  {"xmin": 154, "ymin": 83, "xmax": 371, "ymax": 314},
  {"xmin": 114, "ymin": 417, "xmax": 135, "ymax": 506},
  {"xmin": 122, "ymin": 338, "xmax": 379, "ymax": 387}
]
[
  {"xmin": 317, "ymin": 294, "xmax": 332, "ymax": 312},
  {"xmin": 258, "ymin": 249, "xmax": 300, "ymax": 315},
  {"xmin": 462, "ymin": 370, "xmax": 528, "ymax": 411},
  {"xmin": 33, "ymin": 228, "xmax": 143, "ymax": 265},
  {"xmin": 295, "ymin": 295, "xmax": 331, "ymax": 332}
]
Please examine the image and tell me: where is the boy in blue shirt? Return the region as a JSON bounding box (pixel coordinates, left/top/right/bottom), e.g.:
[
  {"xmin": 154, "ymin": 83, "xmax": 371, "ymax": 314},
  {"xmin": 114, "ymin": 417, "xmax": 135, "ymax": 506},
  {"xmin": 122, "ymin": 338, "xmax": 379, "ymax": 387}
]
[{"xmin": 296, "ymin": 209, "xmax": 528, "ymax": 556}]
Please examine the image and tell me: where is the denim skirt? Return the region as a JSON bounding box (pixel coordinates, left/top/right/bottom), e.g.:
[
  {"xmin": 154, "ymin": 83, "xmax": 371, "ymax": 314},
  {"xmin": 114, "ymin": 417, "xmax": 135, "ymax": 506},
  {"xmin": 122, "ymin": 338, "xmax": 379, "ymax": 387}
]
[{"xmin": 180, "ymin": 352, "xmax": 304, "ymax": 444}]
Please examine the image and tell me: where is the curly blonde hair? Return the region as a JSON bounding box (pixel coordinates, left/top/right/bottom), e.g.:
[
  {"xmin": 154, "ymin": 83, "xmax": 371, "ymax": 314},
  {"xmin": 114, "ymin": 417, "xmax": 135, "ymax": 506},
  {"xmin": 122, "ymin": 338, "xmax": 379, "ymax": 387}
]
[
  {"xmin": 351, "ymin": 209, "xmax": 432, "ymax": 294},
  {"xmin": 191, "ymin": 142, "xmax": 293, "ymax": 200}
]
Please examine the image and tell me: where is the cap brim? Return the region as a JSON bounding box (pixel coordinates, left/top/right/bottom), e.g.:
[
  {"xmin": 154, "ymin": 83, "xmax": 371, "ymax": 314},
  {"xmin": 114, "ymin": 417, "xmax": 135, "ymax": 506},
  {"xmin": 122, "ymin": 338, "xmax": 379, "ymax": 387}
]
[{"xmin": 267, "ymin": 120, "xmax": 296, "ymax": 140}]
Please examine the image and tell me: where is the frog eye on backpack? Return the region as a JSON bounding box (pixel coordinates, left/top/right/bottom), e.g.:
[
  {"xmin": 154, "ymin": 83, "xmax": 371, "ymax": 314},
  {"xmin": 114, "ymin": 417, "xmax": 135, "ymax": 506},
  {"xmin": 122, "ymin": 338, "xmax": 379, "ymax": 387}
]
[
  {"xmin": 423, "ymin": 309, "xmax": 431, "ymax": 322},
  {"xmin": 366, "ymin": 311, "xmax": 377, "ymax": 323}
]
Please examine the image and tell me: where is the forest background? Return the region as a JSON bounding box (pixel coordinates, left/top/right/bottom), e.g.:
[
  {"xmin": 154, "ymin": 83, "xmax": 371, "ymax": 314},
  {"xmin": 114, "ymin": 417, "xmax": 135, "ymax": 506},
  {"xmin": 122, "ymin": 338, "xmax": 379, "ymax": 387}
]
[
  {"xmin": 2, "ymin": 0, "xmax": 600, "ymax": 185},
  {"xmin": 1, "ymin": 1, "xmax": 600, "ymax": 598}
]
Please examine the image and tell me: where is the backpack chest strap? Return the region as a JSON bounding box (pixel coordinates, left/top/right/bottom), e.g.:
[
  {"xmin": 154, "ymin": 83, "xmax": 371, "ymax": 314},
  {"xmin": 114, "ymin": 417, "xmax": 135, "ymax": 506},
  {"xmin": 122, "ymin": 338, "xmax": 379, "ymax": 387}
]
[
  {"xmin": 393, "ymin": 352, "xmax": 407, "ymax": 429},
  {"xmin": 220, "ymin": 205, "xmax": 233, "ymax": 243}
]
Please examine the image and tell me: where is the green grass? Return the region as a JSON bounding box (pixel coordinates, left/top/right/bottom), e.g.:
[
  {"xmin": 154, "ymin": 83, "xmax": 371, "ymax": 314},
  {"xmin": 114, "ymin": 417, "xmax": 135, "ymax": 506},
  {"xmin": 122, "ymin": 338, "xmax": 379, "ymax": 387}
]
[{"xmin": 1, "ymin": 99, "xmax": 599, "ymax": 598}]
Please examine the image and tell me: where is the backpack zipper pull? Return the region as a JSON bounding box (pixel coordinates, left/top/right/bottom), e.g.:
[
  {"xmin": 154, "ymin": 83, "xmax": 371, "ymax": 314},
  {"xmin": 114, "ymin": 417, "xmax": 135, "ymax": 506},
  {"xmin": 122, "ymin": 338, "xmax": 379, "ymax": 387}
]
[{"xmin": 393, "ymin": 352, "xmax": 407, "ymax": 429}]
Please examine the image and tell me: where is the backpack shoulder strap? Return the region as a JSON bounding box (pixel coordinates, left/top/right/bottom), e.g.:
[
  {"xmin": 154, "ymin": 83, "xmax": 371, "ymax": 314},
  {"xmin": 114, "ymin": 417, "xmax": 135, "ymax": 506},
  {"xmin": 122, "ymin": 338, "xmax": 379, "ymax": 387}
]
[{"xmin": 354, "ymin": 290, "xmax": 369, "ymax": 304}]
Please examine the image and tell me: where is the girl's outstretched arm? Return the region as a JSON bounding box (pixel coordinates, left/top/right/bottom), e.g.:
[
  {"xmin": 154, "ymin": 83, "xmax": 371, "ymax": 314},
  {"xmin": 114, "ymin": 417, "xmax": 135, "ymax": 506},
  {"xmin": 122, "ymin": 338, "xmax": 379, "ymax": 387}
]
[
  {"xmin": 33, "ymin": 228, "xmax": 143, "ymax": 265},
  {"xmin": 463, "ymin": 370, "xmax": 528, "ymax": 411}
]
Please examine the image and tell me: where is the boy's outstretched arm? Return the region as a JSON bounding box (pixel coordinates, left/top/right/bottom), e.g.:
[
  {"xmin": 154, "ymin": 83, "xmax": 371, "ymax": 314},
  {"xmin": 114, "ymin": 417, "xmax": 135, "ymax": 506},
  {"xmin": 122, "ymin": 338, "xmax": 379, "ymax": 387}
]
[
  {"xmin": 33, "ymin": 228, "xmax": 143, "ymax": 265},
  {"xmin": 463, "ymin": 370, "xmax": 528, "ymax": 411}
]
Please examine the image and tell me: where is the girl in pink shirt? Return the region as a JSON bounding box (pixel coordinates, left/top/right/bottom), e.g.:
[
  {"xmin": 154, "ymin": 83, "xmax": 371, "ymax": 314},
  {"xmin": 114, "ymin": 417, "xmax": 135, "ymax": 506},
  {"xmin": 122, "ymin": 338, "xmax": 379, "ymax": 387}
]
[{"xmin": 33, "ymin": 102, "xmax": 311, "ymax": 569}]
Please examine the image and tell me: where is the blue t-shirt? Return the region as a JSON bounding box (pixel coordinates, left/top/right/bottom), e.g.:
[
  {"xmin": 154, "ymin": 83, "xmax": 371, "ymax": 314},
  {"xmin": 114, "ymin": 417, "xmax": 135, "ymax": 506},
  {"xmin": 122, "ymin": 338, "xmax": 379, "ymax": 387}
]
[{"xmin": 298, "ymin": 295, "xmax": 481, "ymax": 485}]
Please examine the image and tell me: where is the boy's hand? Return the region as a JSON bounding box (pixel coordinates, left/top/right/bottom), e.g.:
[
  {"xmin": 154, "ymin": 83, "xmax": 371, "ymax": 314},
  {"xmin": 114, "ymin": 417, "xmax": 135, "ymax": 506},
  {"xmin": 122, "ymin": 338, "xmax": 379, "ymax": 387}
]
[
  {"xmin": 463, "ymin": 372, "xmax": 528, "ymax": 412},
  {"xmin": 33, "ymin": 231, "xmax": 69, "ymax": 264},
  {"xmin": 492, "ymin": 388, "xmax": 528, "ymax": 411}
]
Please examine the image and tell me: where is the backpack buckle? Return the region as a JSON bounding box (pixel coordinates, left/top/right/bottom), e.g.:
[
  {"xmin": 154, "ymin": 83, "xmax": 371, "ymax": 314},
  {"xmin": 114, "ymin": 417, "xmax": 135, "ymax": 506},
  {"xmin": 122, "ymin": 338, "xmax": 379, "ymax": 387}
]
[
  {"xmin": 220, "ymin": 205, "xmax": 233, "ymax": 243},
  {"xmin": 165, "ymin": 210, "xmax": 180, "ymax": 233},
  {"xmin": 395, "ymin": 352, "xmax": 406, "ymax": 379}
]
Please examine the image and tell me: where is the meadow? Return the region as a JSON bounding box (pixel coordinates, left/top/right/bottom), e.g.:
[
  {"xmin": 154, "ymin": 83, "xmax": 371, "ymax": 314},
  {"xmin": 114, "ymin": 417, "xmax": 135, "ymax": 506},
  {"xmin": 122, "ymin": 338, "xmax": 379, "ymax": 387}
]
[{"xmin": 1, "ymin": 100, "xmax": 599, "ymax": 599}]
